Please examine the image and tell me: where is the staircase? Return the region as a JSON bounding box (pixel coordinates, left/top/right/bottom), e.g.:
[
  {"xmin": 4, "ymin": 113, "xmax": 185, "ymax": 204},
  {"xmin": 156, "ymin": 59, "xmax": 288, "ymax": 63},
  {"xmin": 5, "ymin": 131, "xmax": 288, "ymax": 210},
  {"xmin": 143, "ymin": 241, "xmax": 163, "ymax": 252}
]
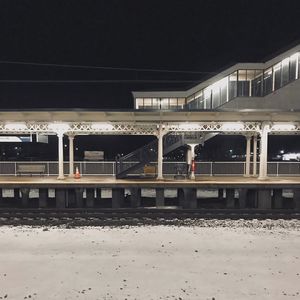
[{"xmin": 115, "ymin": 132, "xmax": 214, "ymax": 179}]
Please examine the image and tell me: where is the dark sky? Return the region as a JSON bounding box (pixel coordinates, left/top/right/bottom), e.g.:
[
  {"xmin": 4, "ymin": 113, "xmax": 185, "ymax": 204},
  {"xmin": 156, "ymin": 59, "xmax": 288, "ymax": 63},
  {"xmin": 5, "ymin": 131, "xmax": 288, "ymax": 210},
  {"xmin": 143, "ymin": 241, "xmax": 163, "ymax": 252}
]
[{"xmin": 1, "ymin": 0, "xmax": 300, "ymax": 109}]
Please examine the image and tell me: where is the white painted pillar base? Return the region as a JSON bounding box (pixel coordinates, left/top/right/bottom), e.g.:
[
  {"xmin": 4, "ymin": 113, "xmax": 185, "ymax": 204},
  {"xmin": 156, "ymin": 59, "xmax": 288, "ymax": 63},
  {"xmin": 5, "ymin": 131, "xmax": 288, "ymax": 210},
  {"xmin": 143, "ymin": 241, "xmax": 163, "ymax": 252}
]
[
  {"xmin": 57, "ymin": 132, "xmax": 65, "ymax": 180},
  {"xmin": 245, "ymin": 135, "xmax": 251, "ymax": 177},
  {"xmin": 68, "ymin": 135, "xmax": 75, "ymax": 177},
  {"xmin": 187, "ymin": 144, "xmax": 197, "ymax": 180},
  {"xmin": 258, "ymin": 123, "xmax": 270, "ymax": 180}
]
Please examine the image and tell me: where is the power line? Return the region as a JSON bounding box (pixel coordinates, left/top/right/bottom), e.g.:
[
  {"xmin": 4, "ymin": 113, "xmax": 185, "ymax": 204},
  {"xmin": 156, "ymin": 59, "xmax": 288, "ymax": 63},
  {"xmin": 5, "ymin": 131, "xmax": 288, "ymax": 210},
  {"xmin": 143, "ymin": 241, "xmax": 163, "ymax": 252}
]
[
  {"xmin": 0, "ymin": 79, "xmax": 198, "ymax": 83},
  {"xmin": 0, "ymin": 59, "xmax": 217, "ymax": 75}
]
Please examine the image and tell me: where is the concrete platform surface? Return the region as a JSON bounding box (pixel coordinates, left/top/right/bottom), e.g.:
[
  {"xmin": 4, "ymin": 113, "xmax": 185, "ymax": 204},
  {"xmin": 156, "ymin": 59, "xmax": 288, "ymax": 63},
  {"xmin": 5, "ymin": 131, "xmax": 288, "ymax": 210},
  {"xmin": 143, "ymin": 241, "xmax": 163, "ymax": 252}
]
[
  {"xmin": 0, "ymin": 223, "xmax": 299, "ymax": 299},
  {"xmin": 0, "ymin": 175, "xmax": 300, "ymax": 188}
]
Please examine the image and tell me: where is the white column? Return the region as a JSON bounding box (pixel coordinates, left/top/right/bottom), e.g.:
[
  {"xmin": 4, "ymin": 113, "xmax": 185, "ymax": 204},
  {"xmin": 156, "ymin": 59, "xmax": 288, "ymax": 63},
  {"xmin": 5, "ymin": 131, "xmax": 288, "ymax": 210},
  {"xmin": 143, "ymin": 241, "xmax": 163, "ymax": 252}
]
[
  {"xmin": 245, "ymin": 135, "xmax": 251, "ymax": 177},
  {"xmin": 187, "ymin": 144, "xmax": 197, "ymax": 180},
  {"xmin": 253, "ymin": 135, "xmax": 258, "ymax": 176},
  {"xmin": 157, "ymin": 125, "xmax": 164, "ymax": 180},
  {"xmin": 57, "ymin": 132, "xmax": 65, "ymax": 180},
  {"xmin": 68, "ymin": 135, "xmax": 75, "ymax": 177},
  {"xmin": 258, "ymin": 123, "xmax": 270, "ymax": 180}
]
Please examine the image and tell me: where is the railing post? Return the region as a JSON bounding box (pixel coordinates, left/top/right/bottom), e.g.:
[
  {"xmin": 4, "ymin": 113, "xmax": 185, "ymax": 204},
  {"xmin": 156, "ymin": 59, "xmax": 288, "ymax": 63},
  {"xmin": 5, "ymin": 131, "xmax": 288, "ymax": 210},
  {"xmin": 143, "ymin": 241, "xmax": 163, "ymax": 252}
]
[
  {"xmin": 276, "ymin": 162, "xmax": 279, "ymax": 177},
  {"xmin": 14, "ymin": 162, "xmax": 17, "ymax": 176},
  {"xmin": 210, "ymin": 162, "xmax": 213, "ymax": 176}
]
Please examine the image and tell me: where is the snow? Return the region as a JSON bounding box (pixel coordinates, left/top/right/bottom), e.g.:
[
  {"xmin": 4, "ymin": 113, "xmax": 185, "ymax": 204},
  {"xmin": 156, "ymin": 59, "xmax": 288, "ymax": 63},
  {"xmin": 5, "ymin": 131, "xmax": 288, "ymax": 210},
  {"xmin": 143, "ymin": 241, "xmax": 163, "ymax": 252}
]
[{"xmin": 0, "ymin": 222, "xmax": 299, "ymax": 299}]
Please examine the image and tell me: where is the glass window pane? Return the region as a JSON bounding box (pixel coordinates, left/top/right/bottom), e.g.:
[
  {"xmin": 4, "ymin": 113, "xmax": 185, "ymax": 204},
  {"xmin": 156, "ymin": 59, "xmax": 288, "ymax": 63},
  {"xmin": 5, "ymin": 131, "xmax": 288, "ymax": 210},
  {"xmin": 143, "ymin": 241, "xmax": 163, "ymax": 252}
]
[
  {"xmin": 220, "ymin": 77, "xmax": 228, "ymax": 105},
  {"xmin": 169, "ymin": 98, "xmax": 178, "ymax": 108},
  {"xmin": 263, "ymin": 67, "xmax": 273, "ymax": 95},
  {"xmin": 177, "ymin": 98, "xmax": 186, "ymax": 108},
  {"xmin": 136, "ymin": 98, "xmax": 143, "ymax": 109},
  {"xmin": 281, "ymin": 58, "xmax": 290, "ymax": 86},
  {"xmin": 273, "ymin": 63, "xmax": 282, "ymax": 90},
  {"xmin": 161, "ymin": 98, "xmax": 169, "ymax": 109},
  {"xmin": 229, "ymin": 71, "xmax": 237, "ymax": 99},
  {"xmin": 143, "ymin": 98, "xmax": 152, "ymax": 107},
  {"xmin": 237, "ymin": 70, "xmax": 250, "ymax": 96},
  {"xmin": 152, "ymin": 98, "xmax": 160, "ymax": 109},
  {"xmin": 251, "ymin": 70, "xmax": 263, "ymax": 97},
  {"xmin": 289, "ymin": 53, "xmax": 298, "ymax": 81},
  {"xmin": 204, "ymin": 89, "xmax": 211, "ymax": 109}
]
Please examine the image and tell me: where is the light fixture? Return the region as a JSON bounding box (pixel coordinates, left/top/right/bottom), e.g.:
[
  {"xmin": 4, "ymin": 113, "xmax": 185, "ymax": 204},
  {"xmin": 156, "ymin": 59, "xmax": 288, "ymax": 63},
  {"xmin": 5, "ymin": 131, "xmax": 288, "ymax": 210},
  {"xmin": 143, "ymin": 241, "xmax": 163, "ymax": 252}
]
[
  {"xmin": 4, "ymin": 122, "xmax": 27, "ymax": 131},
  {"xmin": 272, "ymin": 124, "xmax": 296, "ymax": 131},
  {"xmin": 48, "ymin": 122, "xmax": 70, "ymax": 133},
  {"xmin": 221, "ymin": 122, "xmax": 244, "ymax": 131},
  {"xmin": 91, "ymin": 123, "xmax": 114, "ymax": 131}
]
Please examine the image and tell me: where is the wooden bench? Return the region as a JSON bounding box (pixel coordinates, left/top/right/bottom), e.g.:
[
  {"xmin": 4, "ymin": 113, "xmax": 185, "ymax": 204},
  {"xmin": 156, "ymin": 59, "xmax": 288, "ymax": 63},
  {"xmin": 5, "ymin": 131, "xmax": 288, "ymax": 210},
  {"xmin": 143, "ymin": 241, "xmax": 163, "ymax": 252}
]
[
  {"xmin": 143, "ymin": 165, "xmax": 156, "ymax": 177},
  {"xmin": 17, "ymin": 164, "xmax": 46, "ymax": 176}
]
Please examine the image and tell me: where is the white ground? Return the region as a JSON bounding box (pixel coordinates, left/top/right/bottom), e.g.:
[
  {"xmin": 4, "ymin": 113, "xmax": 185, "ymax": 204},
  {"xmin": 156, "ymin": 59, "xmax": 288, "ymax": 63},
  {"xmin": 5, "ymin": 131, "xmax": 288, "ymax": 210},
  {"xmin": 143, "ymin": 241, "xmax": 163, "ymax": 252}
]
[{"xmin": 0, "ymin": 223, "xmax": 299, "ymax": 300}]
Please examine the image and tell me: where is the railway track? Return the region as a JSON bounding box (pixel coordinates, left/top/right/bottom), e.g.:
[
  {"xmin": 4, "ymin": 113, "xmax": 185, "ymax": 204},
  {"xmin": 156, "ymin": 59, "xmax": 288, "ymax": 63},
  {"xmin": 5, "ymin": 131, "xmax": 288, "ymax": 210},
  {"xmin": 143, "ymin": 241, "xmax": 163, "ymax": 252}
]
[{"xmin": 0, "ymin": 208, "xmax": 299, "ymax": 226}]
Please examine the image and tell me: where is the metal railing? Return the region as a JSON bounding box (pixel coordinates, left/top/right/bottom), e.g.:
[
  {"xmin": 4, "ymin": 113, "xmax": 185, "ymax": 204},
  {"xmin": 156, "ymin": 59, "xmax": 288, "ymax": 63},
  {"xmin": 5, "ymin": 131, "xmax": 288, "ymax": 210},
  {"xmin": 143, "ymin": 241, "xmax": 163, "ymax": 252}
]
[{"xmin": 0, "ymin": 161, "xmax": 300, "ymax": 177}]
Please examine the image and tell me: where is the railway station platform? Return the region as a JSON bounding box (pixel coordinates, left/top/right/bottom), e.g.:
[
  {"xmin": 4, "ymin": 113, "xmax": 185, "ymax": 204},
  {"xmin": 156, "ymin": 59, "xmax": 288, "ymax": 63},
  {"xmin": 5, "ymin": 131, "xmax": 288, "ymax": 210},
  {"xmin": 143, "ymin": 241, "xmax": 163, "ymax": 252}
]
[{"xmin": 0, "ymin": 176, "xmax": 299, "ymax": 210}]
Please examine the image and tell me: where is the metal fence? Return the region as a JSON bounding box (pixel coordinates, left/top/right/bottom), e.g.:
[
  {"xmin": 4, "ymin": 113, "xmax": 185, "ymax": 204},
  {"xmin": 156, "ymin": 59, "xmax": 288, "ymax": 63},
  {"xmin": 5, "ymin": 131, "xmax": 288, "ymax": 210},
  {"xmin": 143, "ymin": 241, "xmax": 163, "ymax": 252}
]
[{"xmin": 0, "ymin": 161, "xmax": 300, "ymax": 177}]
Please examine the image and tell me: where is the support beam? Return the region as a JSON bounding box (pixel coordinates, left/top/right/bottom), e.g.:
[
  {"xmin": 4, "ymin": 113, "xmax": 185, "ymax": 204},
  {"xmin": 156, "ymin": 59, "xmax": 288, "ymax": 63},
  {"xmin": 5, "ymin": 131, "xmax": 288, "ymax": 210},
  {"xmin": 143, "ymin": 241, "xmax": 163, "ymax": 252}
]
[
  {"xmin": 226, "ymin": 189, "xmax": 235, "ymax": 208},
  {"xmin": 187, "ymin": 144, "xmax": 197, "ymax": 180},
  {"xmin": 157, "ymin": 125, "xmax": 164, "ymax": 180},
  {"xmin": 21, "ymin": 188, "xmax": 30, "ymax": 207},
  {"xmin": 293, "ymin": 189, "xmax": 300, "ymax": 211},
  {"xmin": 156, "ymin": 188, "xmax": 165, "ymax": 207},
  {"xmin": 258, "ymin": 123, "xmax": 270, "ymax": 180},
  {"xmin": 68, "ymin": 135, "xmax": 75, "ymax": 177},
  {"xmin": 75, "ymin": 188, "xmax": 84, "ymax": 208},
  {"xmin": 39, "ymin": 188, "xmax": 48, "ymax": 208},
  {"xmin": 56, "ymin": 189, "xmax": 66, "ymax": 209},
  {"xmin": 252, "ymin": 135, "xmax": 258, "ymax": 176},
  {"xmin": 112, "ymin": 188, "xmax": 124, "ymax": 208},
  {"xmin": 238, "ymin": 189, "xmax": 247, "ymax": 208},
  {"xmin": 257, "ymin": 189, "xmax": 272, "ymax": 209},
  {"xmin": 178, "ymin": 188, "xmax": 197, "ymax": 209},
  {"xmin": 57, "ymin": 132, "xmax": 65, "ymax": 180},
  {"xmin": 247, "ymin": 189, "xmax": 258, "ymax": 208},
  {"xmin": 86, "ymin": 188, "xmax": 95, "ymax": 208},
  {"xmin": 245, "ymin": 135, "xmax": 251, "ymax": 177},
  {"xmin": 130, "ymin": 188, "xmax": 141, "ymax": 208},
  {"xmin": 273, "ymin": 189, "xmax": 283, "ymax": 209}
]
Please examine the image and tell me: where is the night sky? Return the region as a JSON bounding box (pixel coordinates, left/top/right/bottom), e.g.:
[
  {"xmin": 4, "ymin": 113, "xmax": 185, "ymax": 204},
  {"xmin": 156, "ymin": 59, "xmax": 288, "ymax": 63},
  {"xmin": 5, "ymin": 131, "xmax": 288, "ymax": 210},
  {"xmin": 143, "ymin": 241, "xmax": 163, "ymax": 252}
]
[
  {"xmin": 1, "ymin": 1, "xmax": 300, "ymax": 159},
  {"xmin": 1, "ymin": 0, "xmax": 300, "ymax": 109}
]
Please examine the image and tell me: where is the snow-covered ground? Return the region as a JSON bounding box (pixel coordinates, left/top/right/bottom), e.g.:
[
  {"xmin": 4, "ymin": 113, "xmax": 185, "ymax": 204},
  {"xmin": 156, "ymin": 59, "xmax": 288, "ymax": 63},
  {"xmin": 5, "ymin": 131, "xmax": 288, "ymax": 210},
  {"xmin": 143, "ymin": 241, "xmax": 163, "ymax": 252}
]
[{"xmin": 0, "ymin": 222, "xmax": 299, "ymax": 300}]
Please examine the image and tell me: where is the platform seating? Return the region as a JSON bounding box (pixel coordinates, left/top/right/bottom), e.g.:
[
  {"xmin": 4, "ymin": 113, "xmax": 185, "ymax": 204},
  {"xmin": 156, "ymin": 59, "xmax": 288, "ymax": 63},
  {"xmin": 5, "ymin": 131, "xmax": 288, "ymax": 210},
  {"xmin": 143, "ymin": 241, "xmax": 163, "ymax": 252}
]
[{"xmin": 17, "ymin": 164, "xmax": 46, "ymax": 176}]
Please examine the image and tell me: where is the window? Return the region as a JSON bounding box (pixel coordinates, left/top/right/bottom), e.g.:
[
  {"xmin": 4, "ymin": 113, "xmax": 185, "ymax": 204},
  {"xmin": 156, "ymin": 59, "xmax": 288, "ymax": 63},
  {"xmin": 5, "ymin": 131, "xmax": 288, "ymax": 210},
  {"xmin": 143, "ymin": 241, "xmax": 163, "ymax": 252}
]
[
  {"xmin": 229, "ymin": 71, "xmax": 237, "ymax": 99},
  {"xmin": 263, "ymin": 67, "xmax": 273, "ymax": 95},
  {"xmin": 136, "ymin": 98, "xmax": 144, "ymax": 109},
  {"xmin": 251, "ymin": 70, "xmax": 263, "ymax": 96}
]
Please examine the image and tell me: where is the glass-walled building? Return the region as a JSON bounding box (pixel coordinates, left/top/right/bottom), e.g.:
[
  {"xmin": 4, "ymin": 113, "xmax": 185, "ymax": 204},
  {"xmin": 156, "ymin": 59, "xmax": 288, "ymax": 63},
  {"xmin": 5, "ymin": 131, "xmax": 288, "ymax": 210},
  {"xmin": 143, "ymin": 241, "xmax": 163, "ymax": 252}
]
[{"xmin": 133, "ymin": 47, "xmax": 300, "ymax": 111}]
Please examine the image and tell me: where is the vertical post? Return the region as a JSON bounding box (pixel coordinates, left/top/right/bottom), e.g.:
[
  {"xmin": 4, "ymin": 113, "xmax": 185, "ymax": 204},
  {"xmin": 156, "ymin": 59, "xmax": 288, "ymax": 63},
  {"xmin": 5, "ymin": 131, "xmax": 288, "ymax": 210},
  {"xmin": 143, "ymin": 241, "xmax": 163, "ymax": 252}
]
[
  {"xmin": 157, "ymin": 124, "xmax": 164, "ymax": 180},
  {"xmin": 252, "ymin": 135, "xmax": 257, "ymax": 176},
  {"xmin": 68, "ymin": 135, "xmax": 75, "ymax": 177},
  {"xmin": 258, "ymin": 123, "xmax": 270, "ymax": 180},
  {"xmin": 187, "ymin": 144, "xmax": 197, "ymax": 180},
  {"xmin": 245, "ymin": 135, "xmax": 251, "ymax": 177},
  {"xmin": 57, "ymin": 132, "xmax": 65, "ymax": 180}
]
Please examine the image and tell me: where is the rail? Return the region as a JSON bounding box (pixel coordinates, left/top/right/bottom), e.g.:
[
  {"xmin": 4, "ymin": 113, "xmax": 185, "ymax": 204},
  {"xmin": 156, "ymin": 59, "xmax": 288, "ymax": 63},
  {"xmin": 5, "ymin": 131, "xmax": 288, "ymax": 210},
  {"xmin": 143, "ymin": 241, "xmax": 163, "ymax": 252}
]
[{"xmin": 0, "ymin": 161, "xmax": 300, "ymax": 177}]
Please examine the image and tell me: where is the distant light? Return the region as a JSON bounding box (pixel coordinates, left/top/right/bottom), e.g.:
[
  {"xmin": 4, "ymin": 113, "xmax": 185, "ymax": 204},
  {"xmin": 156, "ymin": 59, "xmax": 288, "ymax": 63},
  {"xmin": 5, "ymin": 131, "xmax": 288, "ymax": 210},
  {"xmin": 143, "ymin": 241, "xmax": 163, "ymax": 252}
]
[
  {"xmin": 4, "ymin": 122, "xmax": 27, "ymax": 131},
  {"xmin": 272, "ymin": 124, "xmax": 296, "ymax": 131},
  {"xmin": 91, "ymin": 123, "xmax": 114, "ymax": 131},
  {"xmin": 48, "ymin": 122, "xmax": 70, "ymax": 133},
  {"xmin": 280, "ymin": 150, "xmax": 285, "ymax": 154},
  {"xmin": 221, "ymin": 123, "xmax": 244, "ymax": 131}
]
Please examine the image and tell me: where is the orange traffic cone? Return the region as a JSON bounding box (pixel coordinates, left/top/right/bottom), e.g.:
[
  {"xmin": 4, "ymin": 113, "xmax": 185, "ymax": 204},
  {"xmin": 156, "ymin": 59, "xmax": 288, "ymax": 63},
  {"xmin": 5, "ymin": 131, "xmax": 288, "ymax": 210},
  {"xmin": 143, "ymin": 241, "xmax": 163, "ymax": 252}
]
[{"xmin": 74, "ymin": 166, "xmax": 81, "ymax": 179}]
